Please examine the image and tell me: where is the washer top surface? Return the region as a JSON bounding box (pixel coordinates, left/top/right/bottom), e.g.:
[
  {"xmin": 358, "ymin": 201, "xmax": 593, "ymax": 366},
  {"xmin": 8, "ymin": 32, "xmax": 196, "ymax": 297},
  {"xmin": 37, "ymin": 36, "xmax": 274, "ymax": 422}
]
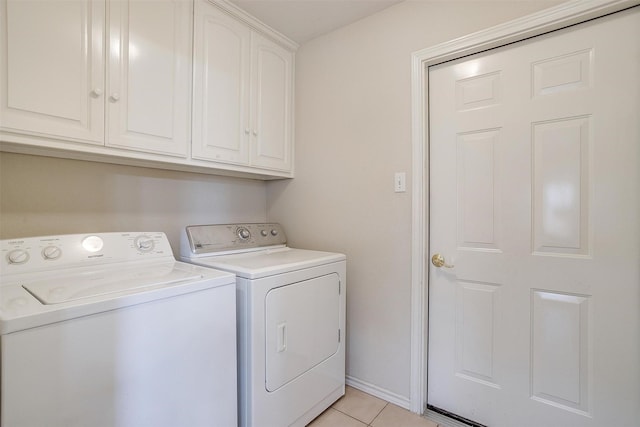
[
  {"xmin": 21, "ymin": 261, "xmax": 204, "ymax": 305},
  {"xmin": 0, "ymin": 232, "xmax": 235, "ymax": 334},
  {"xmin": 184, "ymin": 247, "xmax": 345, "ymax": 280}
]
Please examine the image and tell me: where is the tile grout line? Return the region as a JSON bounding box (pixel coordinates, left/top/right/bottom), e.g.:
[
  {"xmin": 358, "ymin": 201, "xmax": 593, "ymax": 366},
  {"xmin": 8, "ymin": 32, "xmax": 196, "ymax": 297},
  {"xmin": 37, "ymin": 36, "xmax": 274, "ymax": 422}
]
[
  {"xmin": 331, "ymin": 406, "xmax": 374, "ymax": 426},
  {"xmin": 367, "ymin": 402, "xmax": 389, "ymax": 426}
]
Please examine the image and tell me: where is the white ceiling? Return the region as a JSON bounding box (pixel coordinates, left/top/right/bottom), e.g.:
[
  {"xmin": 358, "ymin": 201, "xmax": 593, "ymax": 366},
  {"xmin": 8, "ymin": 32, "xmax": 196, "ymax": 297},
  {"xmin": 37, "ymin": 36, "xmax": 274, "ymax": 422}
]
[{"xmin": 229, "ymin": 0, "xmax": 404, "ymax": 44}]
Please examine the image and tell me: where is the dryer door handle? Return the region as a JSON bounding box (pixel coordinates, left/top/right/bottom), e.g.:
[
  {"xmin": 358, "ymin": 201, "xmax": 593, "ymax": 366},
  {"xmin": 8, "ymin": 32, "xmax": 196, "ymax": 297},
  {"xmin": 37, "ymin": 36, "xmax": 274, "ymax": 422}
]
[{"xmin": 277, "ymin": 323, "xmax": 287, "ymax": 352}]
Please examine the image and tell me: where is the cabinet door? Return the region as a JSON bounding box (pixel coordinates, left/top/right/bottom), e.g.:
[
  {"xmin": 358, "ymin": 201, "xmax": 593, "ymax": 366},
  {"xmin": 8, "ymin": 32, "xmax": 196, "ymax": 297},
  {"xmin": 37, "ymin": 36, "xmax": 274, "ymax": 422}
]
[
  {"xmin": 106, "ymin": 0, "xmax": 191, "ymax": 157},
  {"xmin": 192, "ymin": 0, "xmax": 251, "ymax": 165},
  {"xmin": 0, "ymin": 0, "xmax": 104, "ymax": 144},
  {"xmin": 250, "ymin": 33, "xmax": 293, "ymax": 172}
]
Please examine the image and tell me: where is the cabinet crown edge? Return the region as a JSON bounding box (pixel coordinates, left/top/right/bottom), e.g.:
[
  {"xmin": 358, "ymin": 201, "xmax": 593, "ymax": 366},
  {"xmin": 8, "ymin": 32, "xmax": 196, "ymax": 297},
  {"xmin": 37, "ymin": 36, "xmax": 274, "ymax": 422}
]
[{"xmin": 206, "ymin": 0, "xmax": 299, "ymax": 51}]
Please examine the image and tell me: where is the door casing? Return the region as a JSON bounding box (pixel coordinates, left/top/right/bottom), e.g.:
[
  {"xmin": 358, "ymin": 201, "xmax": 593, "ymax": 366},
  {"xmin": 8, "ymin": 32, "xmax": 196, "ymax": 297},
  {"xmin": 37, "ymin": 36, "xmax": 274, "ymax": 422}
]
[{"xmin": 409, "ymin": 0, "xmax": 640, "ymax": 415}]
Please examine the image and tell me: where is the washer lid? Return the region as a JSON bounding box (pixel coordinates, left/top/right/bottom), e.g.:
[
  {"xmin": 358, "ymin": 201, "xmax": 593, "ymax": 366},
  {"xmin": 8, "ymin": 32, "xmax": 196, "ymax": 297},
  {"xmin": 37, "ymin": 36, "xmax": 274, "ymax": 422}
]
[
  {"xmin": 190, "ymin": 247, "xmax": 345, "ymax": 279},
  {"xmin": 22, "ymin": 262, "xmax": 203, "ymax": 305}
]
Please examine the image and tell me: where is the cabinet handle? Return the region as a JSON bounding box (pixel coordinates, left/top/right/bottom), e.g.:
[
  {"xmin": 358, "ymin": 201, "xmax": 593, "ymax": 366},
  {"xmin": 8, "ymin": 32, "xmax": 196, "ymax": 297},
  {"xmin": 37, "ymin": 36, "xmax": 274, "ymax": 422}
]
[
  {"xmin": 110, "ymin": 93, "xmax": 120, "ymax": 102},
  {"xmin": 91, "ymin": 88, "xmax": 103, "ymax": 97}
]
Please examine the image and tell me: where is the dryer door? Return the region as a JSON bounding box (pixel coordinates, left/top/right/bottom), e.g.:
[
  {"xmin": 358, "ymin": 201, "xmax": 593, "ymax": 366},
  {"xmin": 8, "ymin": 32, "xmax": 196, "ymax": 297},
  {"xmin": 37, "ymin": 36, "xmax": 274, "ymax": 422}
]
[{"xmin": 265, "ymin": 273, "xmax": 340, "ymax": 392}]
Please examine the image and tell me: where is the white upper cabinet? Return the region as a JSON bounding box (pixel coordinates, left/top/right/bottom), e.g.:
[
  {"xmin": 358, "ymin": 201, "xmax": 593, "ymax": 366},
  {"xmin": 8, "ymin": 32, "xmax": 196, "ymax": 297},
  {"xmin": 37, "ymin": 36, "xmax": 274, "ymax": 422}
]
[
  {"xmin": 106, "ymin": 0, "xmax": 192, "ymax": 157},
  {"xmin": 193, "ymin": 0, "xmax": 294, "ymax": 173},
  {"xmin": 1, "ymin": 0, "xmax": 191, "ymax": 157},
  {"xmin": 192, "ymin": 0, "xmax": 251, "ymax": 164},
  {"xmin": 250, "ymin": 33, "xmax": 293, "ymax": 172},
  {"xmin": 0, "ymin": 0, "xmax": 296, "ymax": 178},
  {"xmin": 0, "ymin": 0, "xmax": 105, "ymax": 144}
]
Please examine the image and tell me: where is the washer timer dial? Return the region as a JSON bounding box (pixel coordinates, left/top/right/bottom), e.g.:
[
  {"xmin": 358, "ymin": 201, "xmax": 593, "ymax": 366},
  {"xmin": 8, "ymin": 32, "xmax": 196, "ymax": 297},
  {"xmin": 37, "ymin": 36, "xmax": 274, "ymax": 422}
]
[
  {"xmin": 134, "ymin": 235, "xmax": 155, "ymax": 252},
  {"xmin": 42, "ymin": 245, "xmax": 62, "ymax": 260},
  {"xmin": 7, "ymin": 249, "xmax": 30, "ymax": 265},
  {"xmin": 237, "ymin": 227, "xmax": 251, "ymax": 240}
]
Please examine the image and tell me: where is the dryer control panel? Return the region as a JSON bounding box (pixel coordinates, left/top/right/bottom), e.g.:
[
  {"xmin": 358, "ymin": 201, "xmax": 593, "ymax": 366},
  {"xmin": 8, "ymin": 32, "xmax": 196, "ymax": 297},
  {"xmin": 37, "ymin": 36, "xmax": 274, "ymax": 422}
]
[
  {"xmin": 183, "ymin": 223, "xmax": 287, "ymax": 255},
  {"xmin": 0, "ymin": 232, "xmax": 174, "ymax": 275}
]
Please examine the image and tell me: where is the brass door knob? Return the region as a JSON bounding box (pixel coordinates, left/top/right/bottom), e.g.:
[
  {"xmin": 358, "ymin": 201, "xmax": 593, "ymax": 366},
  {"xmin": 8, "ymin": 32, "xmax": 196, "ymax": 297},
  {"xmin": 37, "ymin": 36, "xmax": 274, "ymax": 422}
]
[{"xmin": 431, "ymin": 253, "xmax": 454, "ymax": 268}]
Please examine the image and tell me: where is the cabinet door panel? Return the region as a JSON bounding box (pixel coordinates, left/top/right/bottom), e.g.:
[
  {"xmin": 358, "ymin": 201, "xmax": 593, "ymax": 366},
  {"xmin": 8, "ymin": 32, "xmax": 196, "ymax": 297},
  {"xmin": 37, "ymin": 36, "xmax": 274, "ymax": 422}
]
[
  {"xmin": 192, "ymin": 0, "xmax": 251, "ymax": 164},
  {"xmin": 251, "ymin": 33, "xmax": 293, "ymax": 171},
  {"xmin": 106, "ymin": 0, "xmax": 191, "ymax": 157},
  {"xmin": 0, "ymin": 0, "xmax": 104, "ymax": 144}
]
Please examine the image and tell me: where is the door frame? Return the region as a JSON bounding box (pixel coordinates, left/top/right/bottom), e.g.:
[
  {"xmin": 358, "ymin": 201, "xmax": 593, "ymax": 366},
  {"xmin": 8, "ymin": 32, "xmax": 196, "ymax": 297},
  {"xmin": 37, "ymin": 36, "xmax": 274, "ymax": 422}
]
[{"xmin": 409, "ymin": 0, "xmax": 639, "ymax": 414}]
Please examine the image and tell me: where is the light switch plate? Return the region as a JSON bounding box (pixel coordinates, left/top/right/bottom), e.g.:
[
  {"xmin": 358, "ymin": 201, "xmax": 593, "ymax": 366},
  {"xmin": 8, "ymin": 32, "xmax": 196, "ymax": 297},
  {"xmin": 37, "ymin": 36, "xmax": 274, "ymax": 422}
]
[{"xmin": 394, "ymin": 172, "xmax": 406, "ymax": 192}]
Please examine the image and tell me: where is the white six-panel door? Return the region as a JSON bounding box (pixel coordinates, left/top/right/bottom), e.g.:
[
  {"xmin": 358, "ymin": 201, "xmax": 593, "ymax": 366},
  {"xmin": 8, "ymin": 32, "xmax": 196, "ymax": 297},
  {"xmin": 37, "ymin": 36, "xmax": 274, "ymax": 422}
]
[{"xmin": 428, "ymin": 7, "xmax": 639, "ymax": 426}]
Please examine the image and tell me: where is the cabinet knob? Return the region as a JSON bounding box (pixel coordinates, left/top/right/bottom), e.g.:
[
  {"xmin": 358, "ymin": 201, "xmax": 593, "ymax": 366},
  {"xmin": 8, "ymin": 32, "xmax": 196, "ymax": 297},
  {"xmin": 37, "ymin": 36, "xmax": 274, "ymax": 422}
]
[
  {"xmin": 110, "ymin": 93, "xmax": 120, "ymax": 102},
  {"xmin": 92, "ymin": 88, "xmax": 103, "ymax": 97},
  {"xmin": 252, "ymin": 129, "xmax": 258, "ymax": 136},
  {"xmin": 245, "ymin": 128, "xmax": 250, "ymax": 134}
]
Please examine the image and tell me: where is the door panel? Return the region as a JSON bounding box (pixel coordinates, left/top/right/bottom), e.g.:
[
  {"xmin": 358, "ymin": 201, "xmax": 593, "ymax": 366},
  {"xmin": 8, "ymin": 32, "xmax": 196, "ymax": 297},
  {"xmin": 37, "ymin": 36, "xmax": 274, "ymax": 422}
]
[
  {"xmin": 455, "ymin": 281, "xmax": 500, "ymax": 388},
  {"xmin": 457, "ymin": 129, "xmax": 502, "ymax": 251},
  {"xmin": 428, "ymin": 8, "xmax": 639, "ymax": 427},
  {"xmin": 532, "ymin": 117, "xmax": 590, "ymax": 256},
  {"xmin": 531, "ymin": 290, "xmax": 590, "ymax": 414}
]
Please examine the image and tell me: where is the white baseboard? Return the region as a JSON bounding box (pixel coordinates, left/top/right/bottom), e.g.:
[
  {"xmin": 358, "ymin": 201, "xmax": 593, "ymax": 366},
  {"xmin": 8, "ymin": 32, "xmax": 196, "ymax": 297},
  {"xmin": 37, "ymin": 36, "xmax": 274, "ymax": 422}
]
[
  {"xmin": 345, "ymin": 376, "xmax": 411, "ymax": 411},
  {"xmin": 344, "ymin": 376, "xmax": 469, "ymax": 426}
]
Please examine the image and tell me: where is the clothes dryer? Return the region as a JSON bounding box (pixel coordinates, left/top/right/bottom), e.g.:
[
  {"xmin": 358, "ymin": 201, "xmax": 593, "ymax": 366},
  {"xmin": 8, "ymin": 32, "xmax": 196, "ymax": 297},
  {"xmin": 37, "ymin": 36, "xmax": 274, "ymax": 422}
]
[
  {"xmin": 181, "ymin": 223, "xmax": 346, "ymax": 427},
  {"xmin": 0, "ymin": 232, "xmax": 237, "ymax": 427}
]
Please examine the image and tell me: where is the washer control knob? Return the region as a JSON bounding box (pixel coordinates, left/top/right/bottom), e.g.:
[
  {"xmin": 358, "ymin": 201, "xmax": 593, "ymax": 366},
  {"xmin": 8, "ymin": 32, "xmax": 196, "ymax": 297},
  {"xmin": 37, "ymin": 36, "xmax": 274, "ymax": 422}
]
[
  {"xmin": 261, "ymin": 230, "xmax": 268, "ymax": 237},
  {"xmin": 135, "ymin": 236, "xmax": 155, "ymax": 252},
  {"xmin": 7, "ymin": 249, "xmax": 30, "ymax": 265},
  {"xmin": 270, "ymin": 229, "xmax": 279, "ymax": 236},
  {"xmin": 42, "ymin": 245, "xmax": 62, "ymax": 260},
  {"xmin": 237, "ymin": 227, "xmax": 251, "ymax": 240}
]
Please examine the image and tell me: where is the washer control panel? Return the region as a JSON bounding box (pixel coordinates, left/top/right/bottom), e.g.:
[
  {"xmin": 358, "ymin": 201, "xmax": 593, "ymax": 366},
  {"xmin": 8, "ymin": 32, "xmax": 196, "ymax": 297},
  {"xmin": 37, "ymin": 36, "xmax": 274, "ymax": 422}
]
[
  {"xmin": 1, "ymin": 232, "xmax": 173, "ymax": 274},
  {"xmin": 184, "ymin": 223, "xmax": 287, "ymax": 255}
]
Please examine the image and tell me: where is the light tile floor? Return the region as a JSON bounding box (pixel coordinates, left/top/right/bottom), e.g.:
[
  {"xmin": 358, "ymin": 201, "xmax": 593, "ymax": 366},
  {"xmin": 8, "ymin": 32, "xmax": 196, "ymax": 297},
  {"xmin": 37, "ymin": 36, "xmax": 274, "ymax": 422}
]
[{"xmin": 307, "ymin": 386, "xmax": 440, "ymax": 427}]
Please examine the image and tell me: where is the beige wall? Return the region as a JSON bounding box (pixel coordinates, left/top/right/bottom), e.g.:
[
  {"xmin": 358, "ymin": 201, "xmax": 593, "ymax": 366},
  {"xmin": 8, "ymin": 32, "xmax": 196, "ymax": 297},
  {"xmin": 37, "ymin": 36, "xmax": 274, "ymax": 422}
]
[
  {"xmin": 0, "ymin": 152, "xmax": 267, "ymax": 254},
  {"xmin": 267, "ymin": 0, "xmax": 562, "ymax": 400}
]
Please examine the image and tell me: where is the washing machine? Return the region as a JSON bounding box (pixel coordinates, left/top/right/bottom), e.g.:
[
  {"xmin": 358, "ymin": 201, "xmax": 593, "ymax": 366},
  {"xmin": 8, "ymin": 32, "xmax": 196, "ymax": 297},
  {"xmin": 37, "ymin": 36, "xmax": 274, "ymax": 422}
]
[
  {"xmin": 181, "ymin": 223, "xmax": 346, "ymax": 427},
  {"xmin": 0, "ymin": 232, "xmax": 238, "ymax": 427}
]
